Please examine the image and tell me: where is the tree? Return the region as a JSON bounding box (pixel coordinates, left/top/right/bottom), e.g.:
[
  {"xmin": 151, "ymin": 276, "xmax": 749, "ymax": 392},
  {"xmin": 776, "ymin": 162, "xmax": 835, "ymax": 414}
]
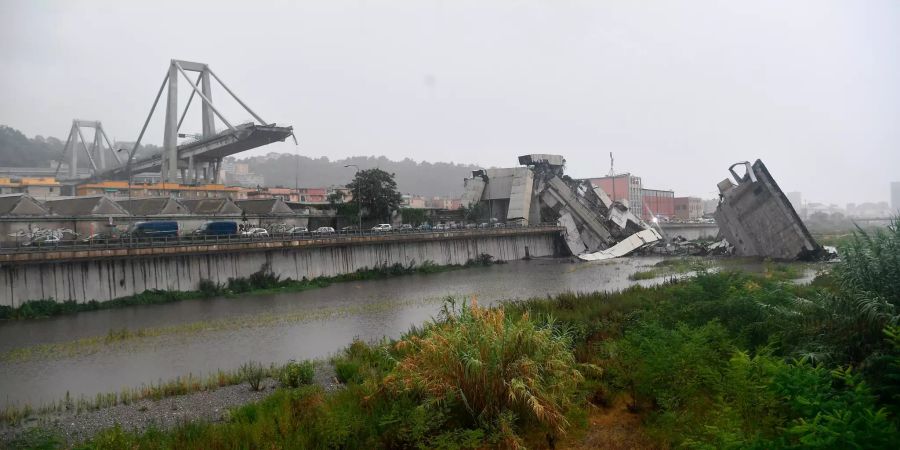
[
  {"xmin": 327, "ymin": 192, "xmax": 344, "ymax": 206},
  {"xmin": 347, "ymin": 168, "xmax": 403, "ymax": 222}
]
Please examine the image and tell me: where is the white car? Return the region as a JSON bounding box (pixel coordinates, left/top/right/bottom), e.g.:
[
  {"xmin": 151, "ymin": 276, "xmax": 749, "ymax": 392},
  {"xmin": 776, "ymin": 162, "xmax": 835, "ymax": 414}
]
[
  {"xmin": 287, "ymin": 226, "xmax": 308, "ymax": 234},
  {"xmin": 371, "ymin": 224, "xmax": 392, "ymax": 232},
  {"xmin": 242, "ymin": 228, "xmax": 269, "ymax": 237},
  {"xmin": 313, "ymin": 227, "xmax": 335, "ymax": 234}
]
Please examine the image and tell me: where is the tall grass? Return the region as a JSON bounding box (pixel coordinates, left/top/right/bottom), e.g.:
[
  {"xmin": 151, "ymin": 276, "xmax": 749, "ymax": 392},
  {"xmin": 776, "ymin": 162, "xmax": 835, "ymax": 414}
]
[{"xmin": 388, "ymin": 301, "xmax": 585, "ymax": 443}]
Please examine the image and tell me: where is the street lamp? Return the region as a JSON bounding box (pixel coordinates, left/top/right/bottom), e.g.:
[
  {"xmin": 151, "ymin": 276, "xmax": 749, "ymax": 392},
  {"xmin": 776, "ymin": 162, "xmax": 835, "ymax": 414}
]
[{"xmin": 344, "ymin": 164, "xmax": 361, "ymax": 233}]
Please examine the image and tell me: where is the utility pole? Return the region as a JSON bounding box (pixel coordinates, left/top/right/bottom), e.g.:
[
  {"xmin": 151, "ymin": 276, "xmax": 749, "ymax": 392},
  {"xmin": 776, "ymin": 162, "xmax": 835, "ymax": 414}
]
[{"xmin": 609, "ymin": 152, "xmax": 617, "ymax": 202}]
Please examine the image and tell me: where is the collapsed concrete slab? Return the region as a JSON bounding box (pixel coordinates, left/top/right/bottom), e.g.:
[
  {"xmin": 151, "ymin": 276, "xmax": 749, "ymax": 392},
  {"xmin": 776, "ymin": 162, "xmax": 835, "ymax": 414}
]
[
  {"xmin": 714, "ymin": 160, "xmax": 823, "ymax": 260},
  {"xmin": 462, "ymin": 154, "xmax": 662, "ymax": 259}
]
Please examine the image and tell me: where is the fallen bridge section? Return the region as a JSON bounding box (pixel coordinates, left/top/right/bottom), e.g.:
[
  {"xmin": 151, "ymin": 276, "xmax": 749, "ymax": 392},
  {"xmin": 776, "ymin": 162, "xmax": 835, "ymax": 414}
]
[{"xmin": 714, "ymin": 160, "xmax": 822, "ymax": 260}]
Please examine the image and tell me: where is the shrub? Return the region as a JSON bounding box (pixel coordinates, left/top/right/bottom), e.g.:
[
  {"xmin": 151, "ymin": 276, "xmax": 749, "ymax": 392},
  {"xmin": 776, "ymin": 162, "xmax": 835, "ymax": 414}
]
[
  {"xmin": 280, "ymin": 360, "xmax": 315, "ymax": 388},
  {"xmin": 767, "ymin": 362, "xmax": 900, "ymax": 449},
  {"xmin": 603, "ymin": 320, "xmax": 734, "ymax": 413},
  {"xmin": 386, "ymin": 302, "xmax": 584, "ymax": 443},
  {"xmin": 465, "ymin": 253, "xmax": 496, "ymax": 266},
  {"xmin": 335, "ymin": 360, "xmax": 362, "ymax": 384},
  {"xmin": 197, "ymin": 279, "xmax": 223, "ymax": 297},
  {"xmin": 240, "ymin": 361, "xmax": 266, "ymax": 391}
]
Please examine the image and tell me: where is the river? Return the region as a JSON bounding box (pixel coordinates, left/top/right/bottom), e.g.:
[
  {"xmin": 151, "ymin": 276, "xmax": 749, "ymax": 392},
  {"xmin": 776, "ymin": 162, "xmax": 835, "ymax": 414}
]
[{"xmin": 0, "ymin": 256, "xmax": 815, "ymax": 408}]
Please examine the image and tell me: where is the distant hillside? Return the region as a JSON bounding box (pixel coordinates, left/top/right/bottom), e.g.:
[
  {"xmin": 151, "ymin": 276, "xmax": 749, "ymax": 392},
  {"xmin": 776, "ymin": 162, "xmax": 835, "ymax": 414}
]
[
  {"xmin": 0, "ymin": 125, "xmax": 160, "ymax": 168},
  {"xmin": 0, "ymin": 125, "xmax": 483, "ymax": 197},
  {"xmin": 0, "ymin": 125, "xmax": 65, "ymax": 167},
  {"xmin": 241, "ymin": 154, "xmax": 483, "ymax": 197}
]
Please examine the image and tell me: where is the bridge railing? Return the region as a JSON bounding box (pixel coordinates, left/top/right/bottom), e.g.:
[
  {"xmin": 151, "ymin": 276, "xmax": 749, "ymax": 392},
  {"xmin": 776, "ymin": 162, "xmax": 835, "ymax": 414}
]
[{"xmin": 0, "ymin": 223, "xmax": 563, "ymax": 254}]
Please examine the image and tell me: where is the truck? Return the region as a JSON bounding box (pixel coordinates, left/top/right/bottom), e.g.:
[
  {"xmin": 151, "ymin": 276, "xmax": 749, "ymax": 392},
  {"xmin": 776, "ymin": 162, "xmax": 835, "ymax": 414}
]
[
  {"xmin": 127, "ymin": 221, "xmax": 179, "ymax": 238},
  {"xmin": 194, "ymin": 221, "xmax": 238, "ymax": 236}
]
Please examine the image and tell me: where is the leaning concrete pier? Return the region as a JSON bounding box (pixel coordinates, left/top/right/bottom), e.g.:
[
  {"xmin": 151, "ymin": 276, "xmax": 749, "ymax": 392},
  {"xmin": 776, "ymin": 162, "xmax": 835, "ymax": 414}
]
[{"xmin": 0, "ymin": 227, "xmax": 564, "ymax": 306}]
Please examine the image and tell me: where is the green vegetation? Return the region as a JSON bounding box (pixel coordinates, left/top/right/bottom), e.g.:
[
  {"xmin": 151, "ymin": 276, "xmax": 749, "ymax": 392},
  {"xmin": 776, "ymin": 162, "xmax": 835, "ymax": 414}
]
[
  {"xmin": 346, "ymin": 167, "xmax": 403, "ymax": 222},
  {"xmin": 19, "ymin": 220, "xmax": 900, "ymax": 448},
  {"xmin": 279, "ymin": 360, "xmax": 316, "ymax": 388},
  {"xmin": 240, "ymin": 361, "xmax": 267, "ymax": 391},
  {"xmin": 399, "ymin": 207, "xmax": 428, "ymax": 226},
  {"xmin": 1, "ymin": 258, "xmax": 500, "ymax": 321}
]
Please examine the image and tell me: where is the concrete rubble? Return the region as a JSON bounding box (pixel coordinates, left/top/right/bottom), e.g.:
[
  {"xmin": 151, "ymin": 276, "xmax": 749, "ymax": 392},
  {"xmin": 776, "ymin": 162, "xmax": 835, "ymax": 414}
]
[
  {"xmin": 713, "ymin": 159, "xmax": 825, "ymax": 260},
  {"xmin": 462, "ymin": 154, "xmax": 662, "ymax": 260}
]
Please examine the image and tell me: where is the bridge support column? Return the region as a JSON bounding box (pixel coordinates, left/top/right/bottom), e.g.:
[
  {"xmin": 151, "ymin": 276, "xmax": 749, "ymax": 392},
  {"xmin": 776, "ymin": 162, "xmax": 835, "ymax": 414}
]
[
  {"xmin": 212, "ymin": 158, "xmax": 222, "ymax": 184},
  {"xmin": 163, "ymin": 62, "xmax": 179, "ymax": 183},
  {"xmin": 201, "ymin": 68, "xmax": 215, "ymax": 137}
]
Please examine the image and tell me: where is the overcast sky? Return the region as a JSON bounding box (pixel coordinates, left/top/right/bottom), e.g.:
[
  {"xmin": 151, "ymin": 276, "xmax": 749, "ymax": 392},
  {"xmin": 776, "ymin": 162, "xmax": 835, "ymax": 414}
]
[{"xmin": 1, "ymin": 0, "xmax": 897, "ymax": 204}]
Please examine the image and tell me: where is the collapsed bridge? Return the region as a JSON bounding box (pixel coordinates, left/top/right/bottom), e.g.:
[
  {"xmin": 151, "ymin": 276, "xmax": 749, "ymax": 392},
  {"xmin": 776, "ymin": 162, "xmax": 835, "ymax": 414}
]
[
  {"xmin": 57, "ymin": 59, "xmax": 293, "ymax": 185},
  {"xmin": 462, "ymin": 154, "xmax": 662, "ymax": 260}
]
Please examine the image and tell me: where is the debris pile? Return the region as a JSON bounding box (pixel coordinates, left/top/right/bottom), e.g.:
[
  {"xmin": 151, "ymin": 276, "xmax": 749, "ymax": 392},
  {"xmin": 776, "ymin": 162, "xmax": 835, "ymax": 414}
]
[{"xmin": 462, "ymin": 154, "xmax": 662, "ymax": 260}]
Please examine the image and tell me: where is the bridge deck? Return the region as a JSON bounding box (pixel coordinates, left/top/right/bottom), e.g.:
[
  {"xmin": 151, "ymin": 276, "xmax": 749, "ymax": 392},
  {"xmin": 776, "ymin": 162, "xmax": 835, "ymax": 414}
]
[{"xmin": 95, "ymin": 124, "xmax": 293, "ymax": 179}]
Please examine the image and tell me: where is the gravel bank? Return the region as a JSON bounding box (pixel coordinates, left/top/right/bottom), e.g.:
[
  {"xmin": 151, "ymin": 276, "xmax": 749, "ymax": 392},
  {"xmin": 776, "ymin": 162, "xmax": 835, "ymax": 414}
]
[{"xmin": 1, "ymin": 365, "xmax": 339, "ymax": 446}]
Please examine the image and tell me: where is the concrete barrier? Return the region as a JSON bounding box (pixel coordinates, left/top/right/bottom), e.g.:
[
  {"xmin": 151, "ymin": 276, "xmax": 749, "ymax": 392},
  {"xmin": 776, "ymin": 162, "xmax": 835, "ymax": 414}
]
[
  {"xmin": 0, "ymin": 228, "xmax": 563, "ymax": 306},
  {"xmin": 659, "ymin": 223, "xmax": 719, "ymax": 241}
]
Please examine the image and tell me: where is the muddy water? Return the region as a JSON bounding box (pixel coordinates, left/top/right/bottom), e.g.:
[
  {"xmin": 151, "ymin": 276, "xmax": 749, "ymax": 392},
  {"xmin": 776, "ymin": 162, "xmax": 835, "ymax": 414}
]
[{"xmin": 0, "ymin": 257, "xmax": 814, "ymax": 408}]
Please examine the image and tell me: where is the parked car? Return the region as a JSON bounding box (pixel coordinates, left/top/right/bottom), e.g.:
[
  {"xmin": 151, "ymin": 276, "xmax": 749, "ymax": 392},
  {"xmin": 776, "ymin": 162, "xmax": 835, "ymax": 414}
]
[
  {"xmin": 492, "ymin": 222, "xmax": 506, "ymax": 228},
  {"xmin": 433, "ymin": 224, "xmax": 447, "ymax": 231},
  {"xmin": 465, "ymin": 223, "xmax": 476, "ymax": 229},
  {"xmin": 313, "ymin": 226, "xmax": 335, "ymax": 234},
  {"xmin": 371, "ymin": 224, "xmax": 392, "ymax": 232},
  {"xmin": 416, "ymin": 223, "xmax": 432, "ymax": 231},
  {"xmin": 25, "ymin": 235, "xmax": 61, "ymax": 247},
  {"xmin": 478, "ymin": 222, "xmax": 490, "ymax": 229},
  {"xmin": 398, "ymin": 224, "xmax": 413, "ymax": 232},
  {"xmin": 287, "ymin": 226, "xmax": 309, "ymax": 234},
  {"xmin": 341, "ymin": 225, "xmax": 359, "ymax": 232},
  {"xmin": 128, "ymin": 221, "xmax": 178, "ymax": 238},
  {"xmin": 242, "ymin": 227, "xmax": 269, "ymax": 237},
  {"xmin": 194, "ymin": 221, "xmax": 238, "ymax": 236}
]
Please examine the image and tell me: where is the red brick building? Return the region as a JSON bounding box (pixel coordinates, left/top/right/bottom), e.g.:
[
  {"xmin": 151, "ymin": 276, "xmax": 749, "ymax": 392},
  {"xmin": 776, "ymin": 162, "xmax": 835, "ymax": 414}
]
[
  {"xmin": 641, "ymin": 188, "xmax": 674, "ymax": 220},
  {"xmin": 588, "ymin": 174, "xmax": 643, "ymax": 214}
]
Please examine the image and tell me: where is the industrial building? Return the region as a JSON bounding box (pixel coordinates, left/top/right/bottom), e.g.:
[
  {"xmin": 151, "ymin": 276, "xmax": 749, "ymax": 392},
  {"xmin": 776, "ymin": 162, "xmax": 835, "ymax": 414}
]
[
  {"xmin": 76, "ymin": 181, "xmax": 241, "ymax": 199},
  {"xmin": 641, "ymin": 188, "xmax": 674, "ymax": 220},
  {"xmin": 0, "ymin": 177, "xmax": 62, "ymax": 198},
  {"xmin": 674, "ymin": 197, "xmax": 703, "ymax": 220},
  {"xmin": 588, "ymin": 174, "xmax": 643, "ymax": 216},
  {"xmin": 0, "ymin": 194, "xmax": 321, "ymax": 245}
]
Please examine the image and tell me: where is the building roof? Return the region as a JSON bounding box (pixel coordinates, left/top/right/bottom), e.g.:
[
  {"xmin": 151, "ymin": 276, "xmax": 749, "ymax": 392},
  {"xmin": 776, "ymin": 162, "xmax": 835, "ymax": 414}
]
[
  {"xmin": 0, "ymin": 193, "xmax": 51, "ymax": 217},
  {"xmin": 42, "ymin": 195, "xmax": 130, "ymax": 217},
  {"xmin": 117, "ymin": 197, "xmax": 190, "ymax": 216},
  {"xmin": 181, "ymin": 198, "xmax": 243, "ymax": 215},
  {"xmin": 234, "ymin": 198, "xmax": 294, "ymax": 215}
]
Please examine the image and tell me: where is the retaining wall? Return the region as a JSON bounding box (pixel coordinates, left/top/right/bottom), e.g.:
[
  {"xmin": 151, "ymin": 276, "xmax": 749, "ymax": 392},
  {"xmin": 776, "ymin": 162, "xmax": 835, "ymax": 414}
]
[{"xmin": 0, "ymin": 229, "xmax": 562, "ymax": 306}]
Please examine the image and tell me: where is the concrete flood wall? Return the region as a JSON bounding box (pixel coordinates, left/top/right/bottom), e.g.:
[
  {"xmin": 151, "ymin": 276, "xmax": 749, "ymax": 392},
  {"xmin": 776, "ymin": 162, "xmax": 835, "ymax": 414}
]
[
  {"xmin": 659, "ymin": 223, "xmax": 719, "ymax": 241},
  {"xmin": 0, "ymin": 231, "xmax": 561, "ymax": 306}
]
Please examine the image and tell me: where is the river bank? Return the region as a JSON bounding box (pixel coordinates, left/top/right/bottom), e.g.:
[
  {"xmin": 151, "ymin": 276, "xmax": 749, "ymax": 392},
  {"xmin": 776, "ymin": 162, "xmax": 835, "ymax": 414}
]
[
  {"xmin": 0, "ymin": 256, "xmax": 500, "ymax": 321},
  {"xmin": 1, "ymin": 364, "xmax": 340, "ymax": 446}
]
